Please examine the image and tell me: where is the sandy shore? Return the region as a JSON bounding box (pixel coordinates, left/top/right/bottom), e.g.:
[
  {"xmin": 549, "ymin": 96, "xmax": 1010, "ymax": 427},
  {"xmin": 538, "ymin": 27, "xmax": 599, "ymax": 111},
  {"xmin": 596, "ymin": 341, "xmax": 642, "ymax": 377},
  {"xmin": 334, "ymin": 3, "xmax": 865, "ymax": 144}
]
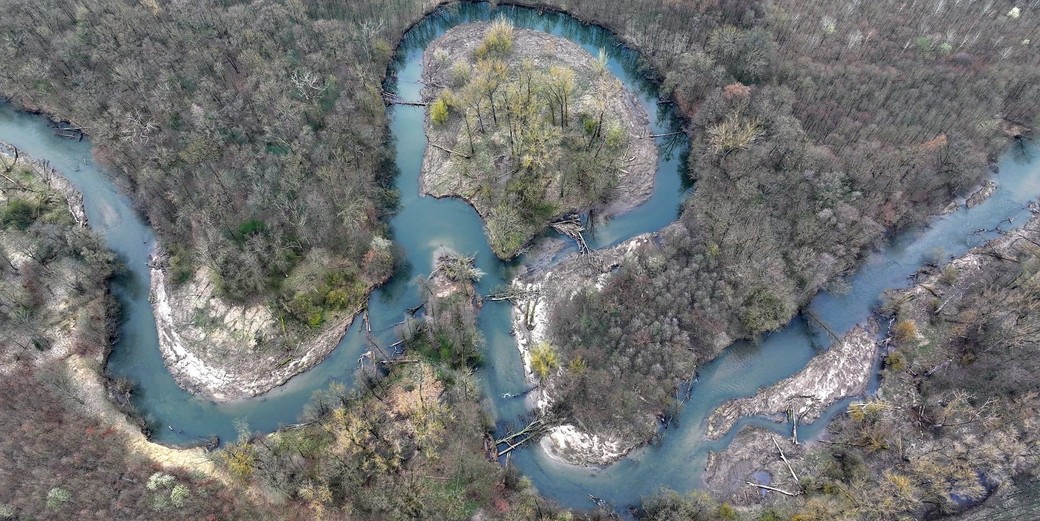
[{"xmin": 704, "ymin": 325, "xmax": 879, "ymax": 440}]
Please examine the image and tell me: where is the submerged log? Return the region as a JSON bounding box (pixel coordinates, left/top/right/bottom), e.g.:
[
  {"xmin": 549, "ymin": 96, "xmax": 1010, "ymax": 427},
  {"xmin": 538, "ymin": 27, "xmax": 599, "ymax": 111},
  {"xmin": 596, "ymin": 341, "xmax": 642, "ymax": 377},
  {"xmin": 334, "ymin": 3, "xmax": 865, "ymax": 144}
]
[
  {"xmin": 392, "ymin": 100, "xmax": 427, "ymax": 107},
  {"xmin": 53, "ymin": 128, "xmax": 84, "ymax": 141},
  {"xmin": 486, "ymin": 284, "xmax": 536, "ymax": 303},
  {"xmin": 381, "ymin": 90, "xmax": 428, "ymax": 107},
  {"xmin": 587, "ymin": 495, "xmax": 622, "ymax": 519},
  {"xmin": 805, "ymin": 308, "xmax": 842, "ymax": 343}
]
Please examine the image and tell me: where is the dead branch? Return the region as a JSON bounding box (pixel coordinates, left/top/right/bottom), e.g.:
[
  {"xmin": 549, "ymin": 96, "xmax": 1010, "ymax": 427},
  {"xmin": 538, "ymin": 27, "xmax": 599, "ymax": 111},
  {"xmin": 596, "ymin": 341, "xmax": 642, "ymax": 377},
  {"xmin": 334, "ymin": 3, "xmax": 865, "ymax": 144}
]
[
  {"xmin": 917, "ymin": 284, "xmax": 940, "ymax": 298},
  {"xmin": 495, "ymin": 417, "xmax": 547, "ymax": 446},
  {"xmin": 773, "ymin": 436, "xmax": 799, "ymax": 484},
  {"xmin": 789, "ymin": 408, "xmax": 798, "ymax": 445},
  {"xmin": 925, "ymin": 358, "xmax": 953, "ymax": 377},
  {"xmin": 805, "ymin": 308, "xmax": 842, "ymax": 343},
  {"xmin": 550, "ymin": 214, "xmax": 590, "ymax": 254},
  {"xmin": 745, "ymin": 481, "xmax": 799, "ymax": 497}
]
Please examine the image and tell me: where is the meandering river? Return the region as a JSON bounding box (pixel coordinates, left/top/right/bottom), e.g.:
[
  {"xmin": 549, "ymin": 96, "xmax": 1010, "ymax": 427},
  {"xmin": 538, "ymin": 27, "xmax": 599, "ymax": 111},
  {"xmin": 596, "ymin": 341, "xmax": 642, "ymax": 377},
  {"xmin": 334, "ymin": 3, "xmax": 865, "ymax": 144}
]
[{"xmin": 1, "ymin": 1, "xmax": 1038, "ymax": 512}]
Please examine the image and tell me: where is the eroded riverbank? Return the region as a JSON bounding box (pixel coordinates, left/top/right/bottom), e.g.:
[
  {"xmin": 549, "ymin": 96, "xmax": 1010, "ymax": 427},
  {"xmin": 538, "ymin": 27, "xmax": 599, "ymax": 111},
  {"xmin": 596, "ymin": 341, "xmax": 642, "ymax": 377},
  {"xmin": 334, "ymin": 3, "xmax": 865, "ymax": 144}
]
[
  {"xmin": 704, "ymin": 325, "xmax": 879, "ymax": 440},
  {"xmin": 148, "ymin": 258, "xmax": 374, "ymax": 401}
]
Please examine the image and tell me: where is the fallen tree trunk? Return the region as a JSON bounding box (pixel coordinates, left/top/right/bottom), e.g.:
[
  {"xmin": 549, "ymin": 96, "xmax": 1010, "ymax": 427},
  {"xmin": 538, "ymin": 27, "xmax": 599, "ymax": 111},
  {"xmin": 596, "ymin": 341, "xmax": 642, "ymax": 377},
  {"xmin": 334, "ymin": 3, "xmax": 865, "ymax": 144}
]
[
  {"xmin": 745, "ymin": 481, "xmax": 799, "ymax": 497},
  {"xmin": 429, "ymin": 142, "xmax": 470, "ymax": 159}
]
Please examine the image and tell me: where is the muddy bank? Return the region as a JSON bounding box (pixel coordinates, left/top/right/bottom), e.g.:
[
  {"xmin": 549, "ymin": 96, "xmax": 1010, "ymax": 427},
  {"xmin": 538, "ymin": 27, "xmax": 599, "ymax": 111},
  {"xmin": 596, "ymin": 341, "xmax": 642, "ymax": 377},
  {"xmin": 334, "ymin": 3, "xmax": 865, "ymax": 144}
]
[
  {"xmin": 419, "ymin": 22, "xmax": 657, "ymax": 257},
  {"xmin": 702, "ymin": 427, "xmax": 808, "ymax": 505},
  {"xmin": 704, "ymin": 325, "xmax": 879, "ymax": 440},
  {"xmin": 942, "ymin": 179, "xmax": 1000, "ymax": 215},
  {"xmin": 966, "ymin": 180, "xmax": 999, "ymax": 208},
  {"xmin": 148, "ymin": 257, "xmax": 364, "ymax": 402}
]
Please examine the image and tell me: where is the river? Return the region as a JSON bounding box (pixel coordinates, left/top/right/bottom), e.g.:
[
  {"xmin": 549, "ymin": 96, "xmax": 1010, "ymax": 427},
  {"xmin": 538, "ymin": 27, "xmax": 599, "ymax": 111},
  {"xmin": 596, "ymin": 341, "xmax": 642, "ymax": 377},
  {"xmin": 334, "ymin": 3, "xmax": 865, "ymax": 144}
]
[{"xmin": 1, "ymin": 1, "xmax": 1038, "ymax": 513}]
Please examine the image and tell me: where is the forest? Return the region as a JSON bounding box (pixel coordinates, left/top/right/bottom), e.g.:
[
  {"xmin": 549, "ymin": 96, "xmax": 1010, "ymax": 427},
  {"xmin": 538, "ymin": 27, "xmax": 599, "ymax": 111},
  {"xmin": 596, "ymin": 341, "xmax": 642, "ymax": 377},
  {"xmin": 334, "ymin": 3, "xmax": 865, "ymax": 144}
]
[
  {"xmin": 2, "ymin": 0, "xmax": 1040, "ymax": 519},
  {"xmin": 1, "ymin": 0, "xmax": 422, "ymax": 334},
  {"xmin": 538, "ymin": 0, "xmax": 1040, "ymax": 447},
  {"xmin": 214, "ymin": 251, "xmax": 576, "ymax": 519}
]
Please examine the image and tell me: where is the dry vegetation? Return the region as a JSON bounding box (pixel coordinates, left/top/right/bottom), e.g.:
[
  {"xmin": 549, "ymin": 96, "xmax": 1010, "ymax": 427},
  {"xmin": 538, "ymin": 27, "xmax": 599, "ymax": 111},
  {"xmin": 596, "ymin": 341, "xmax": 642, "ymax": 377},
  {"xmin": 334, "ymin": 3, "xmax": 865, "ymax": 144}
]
[
  {"xmin": 218, "ymin": 253, "xmax": 578, "ymax": 520},
  {"xmin": 3, "ymin": 0, "xmax": 1040, "ymax": 519},
  {"xmin": 0, "ymin": 153, "xmax": 262, "ymax": 520},
  {"xmin": 0, "ymin": 156, "xmax": 115, "ymax": 370},
  {"xmin": 655, "ymin": 217, "xmax": 1040, "ymax": 520},
  {"xmin": 421, "ymin": 20, "xmax": 655, "ymax": 257}
]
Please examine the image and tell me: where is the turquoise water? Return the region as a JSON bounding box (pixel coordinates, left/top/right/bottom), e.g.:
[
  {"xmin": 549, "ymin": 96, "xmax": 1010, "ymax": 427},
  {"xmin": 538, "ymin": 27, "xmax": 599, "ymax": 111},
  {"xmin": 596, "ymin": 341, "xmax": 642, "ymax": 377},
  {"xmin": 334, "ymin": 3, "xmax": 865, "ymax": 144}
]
[{"xmin": 1, "ymin": 2, "xmax": 1038, "ymax": 513}]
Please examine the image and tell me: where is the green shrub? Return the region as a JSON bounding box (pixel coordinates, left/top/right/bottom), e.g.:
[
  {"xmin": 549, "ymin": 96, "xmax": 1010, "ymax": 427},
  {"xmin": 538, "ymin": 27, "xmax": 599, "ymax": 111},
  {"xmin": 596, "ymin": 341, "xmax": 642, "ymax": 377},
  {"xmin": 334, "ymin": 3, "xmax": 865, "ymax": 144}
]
[
  {"xmin": 530, "ymin": 342, "xmax": 559, "ymax": 379},
  {"xmin": 430, "ymin": 97, "xmax": 450, "ymax": 126},
  {"xmin": 324, "ymin": 288, "xmax": 350, "ymax": 310},
  {"xmin": 450, "ymin": 61, "xmax": 471, "ymax": 87},
  {"xmin": 915, "ymin": 36, "xmax": 933, "ymax": 54},
  {"xmin": 0, "ymin": 198, "xmax": 38, "ymax": 230},
  {"xmin": 473, "ymin": 18, "xmax": 514, "ymax": 60},
  {"xmin": 235, "ymin": 219, "xmax": 266, "ymax": 242},
  {"xmin": 740, "ymin": 287, "xmax": 792, "ymax": 335},
  {"xmin": 168, "ymin": 244, "xmax": 195, "ymax": 285},
  {"xmin": 717, "ymin": 503, "xmax": 738, "ymax": 520},
  {"xmin": 289, "ymin": 292, "xmax": 325, "ymax": 327},
  {"xmin": 170, "ymin": 484, "xmax": 190, "ymax": 507},
  {"xmin": 605, "ymin": 122, "xmax": 625, "ymax": 148},
  {"xmin": 46, "ymin": 487, "xmax": 71, "ymax": 510}
]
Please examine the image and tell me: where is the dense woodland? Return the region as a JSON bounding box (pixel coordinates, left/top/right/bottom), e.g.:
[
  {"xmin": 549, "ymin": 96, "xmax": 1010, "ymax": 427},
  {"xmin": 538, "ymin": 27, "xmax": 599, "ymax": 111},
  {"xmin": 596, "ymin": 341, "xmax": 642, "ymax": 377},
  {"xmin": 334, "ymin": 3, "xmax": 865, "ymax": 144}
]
[
  {"xmin": 0, "ymin": 0, "xmax": 426, "ymax": 325},
  {"xmin": 3, "ymin": 0, "xmax": 1040, "ymax": 519},
  {"xmin": 540, "ymin": 0, "xmax": 1040, "ymax": 442}
]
